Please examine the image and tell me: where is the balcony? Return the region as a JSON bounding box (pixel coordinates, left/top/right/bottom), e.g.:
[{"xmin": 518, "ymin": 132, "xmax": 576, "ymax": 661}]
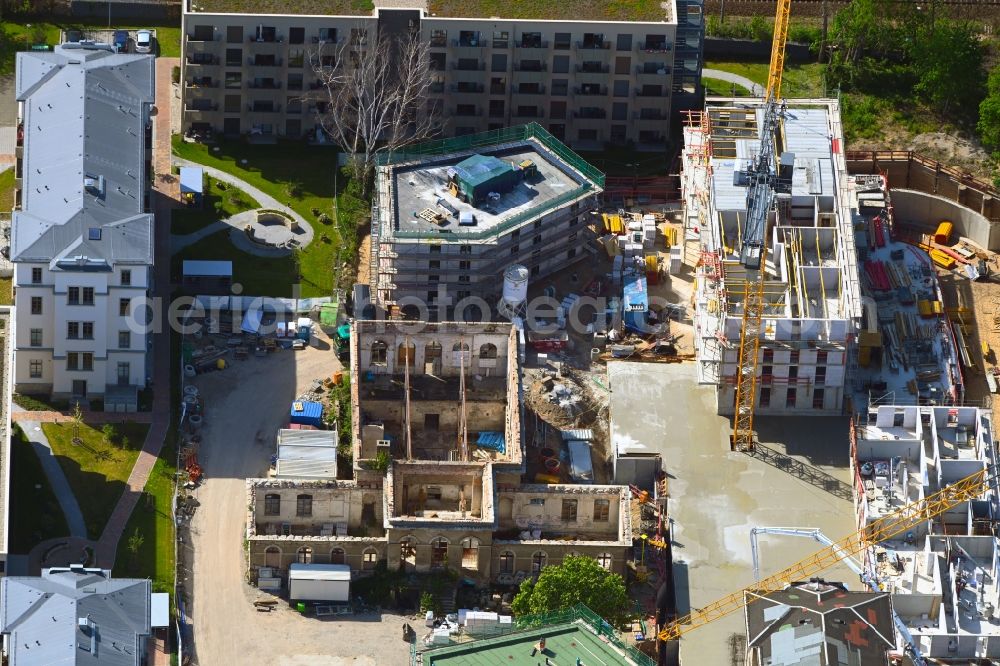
[
  {"xmin": 248, "ymin": 32, "xmax": 282, "ymax": 44},
  {"xmin": 515, "ymin": 39, "xmax": 548, "ymax": 50},
  {"xmin": 575, "ymin": 63, "xmax": 609, "ymax": 74},
  {"xmin": 451, "ymin": 61, "xmax": 485, "ymax": 71},
  {"xmin": 452, "ymin": 37, "xmax": 485, "ymax": 49},
  {"xmin": 247, "ymin": 103, "xmax": 281, "ymax": 113},
  {"xmin": 185, "ymin": 79, "xmax": 218, "ymax": 89},
  {"xmin": 248, "ymin": 80, "xmax": 282, "ymax": 90},
  {"xmin": 574, "ymin": 86, "xmax": 607, "ymax": 96},
  {"xmin": 430, "ymin": 81, "xmax": 445, "ymax": 93},
  {"xmin": 513, "ymin": 108, "xmax": 544, "ymax": 119},
  {"xmin": 514, "ymin": 62, "xmax": 546, "ymax": 72},
  {"xmin": 633, "ymin": 111, "xmax": 666, "ymax": 121},
  {"xmin": 454, "ymin": 108, "xmax": 480, "ymax": 117},
  {"xmin": 636, "ymin": 65, "xmax": 671, "ymax": 77},
  {"xmin": 186, "ymin": 33, "xmax": 219, "ymax": 43},
  {"xmin": 576, "ymin": 39, "xmax": 610, "ymax": 50},
  {"xmin": 635, "ymin": 88, "xmax": 668, "ymax": 98},
  {"xmin": 186, "ymin": 54, "xmax": 218, "ymax": 66},
  {"xmin": 513, "ymin": 85, "xmax": 546, "ymax": 95},
  {"xmin": 450, "ymin": 83, "xmax": 484, "ymax": 94},
  {"xmin": 574, "ymin": 109, "xmax": 606, "ymax": 119},
  {"xmin": 489, "ymin": 83, "xmax": 506, "ymax": 95},
  {"xmin": 248, "ymin": 57, "xmax": 282, "ymax": 68},
  {"xmin": 638, "ymin": 41, "xmax": 672, "ymax": 53},
  {"xmin": 185, "ymin": 103, "xmax": 219, "ymax": 113}
]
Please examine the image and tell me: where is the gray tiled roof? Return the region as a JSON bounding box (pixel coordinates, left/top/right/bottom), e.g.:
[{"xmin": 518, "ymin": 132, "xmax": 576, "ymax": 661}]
[
  {"xmin": 12, "ymin": 45, "xmax": 154, "ymax": 268},
  {"xmin": 0, "ymin": 567, "xmax": 152, "ymax": 666}
]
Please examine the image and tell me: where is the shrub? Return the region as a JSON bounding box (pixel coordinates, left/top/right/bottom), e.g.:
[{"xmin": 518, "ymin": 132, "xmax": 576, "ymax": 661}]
[
  {"xmin": 311, "ymin": 207, "xmax": 322, "ymax": 217},
  {"xmin": 318, "ymin": 213, "xmax": 332, "ymax": 225},
  {"xmin": 171, "ymin": 66, "xmax": 179, "ymax": 85}
]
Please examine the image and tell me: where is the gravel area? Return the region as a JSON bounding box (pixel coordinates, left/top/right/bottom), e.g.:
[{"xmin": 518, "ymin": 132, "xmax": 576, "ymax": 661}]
[{"xmin": 182, "ymin": 337, "xmax": 413, "ymax": 665}]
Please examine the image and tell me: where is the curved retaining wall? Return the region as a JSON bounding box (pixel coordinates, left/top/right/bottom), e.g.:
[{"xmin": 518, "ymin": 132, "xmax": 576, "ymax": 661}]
[{"xmin": 890, "ymin": 189, "xmax": 999, "ymax": 251}]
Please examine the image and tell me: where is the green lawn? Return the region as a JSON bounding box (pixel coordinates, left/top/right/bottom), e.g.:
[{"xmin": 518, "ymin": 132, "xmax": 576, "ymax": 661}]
[
  {"xmin": 8, "ymin": 425, "xmax": 69, "ymax": 553},
  {"xmin": 0, "ymin": 168, "xmax": 15, "ymax": 212},
  {"xmin": 576, "ymin": 149, "xmax": 669, "ymax": 177},
  {"xmin": 113, "ymin": 446, "xmax": 175, "ymax": 592},
  {"xmin": 703, "ymin": 77, "xmax": 753, "ymax": 98},
  {"xmin": 171, "ymin": 175, "xmax": 260, "ymax": 235},
  {"xmin": 1, "ymin": 21, "xmax": 182, "ymax": 75},
  {"xmin": 172, "ymin": 230, "xmax": 298, "ymax": 297},
  {"xmin": 172, "ymin": 136, "xmax": 347, "ymax": 296},
  {"xmin": 428, "ymin": 0, "xmax": 663, "ymax": 21},
  {"xmin": 42, "ymin": 422, "xmax": 150, "ymax": 540},
  {"xmin": 705, "ymin": 60, "xmax": 828, "ymax": 98}
]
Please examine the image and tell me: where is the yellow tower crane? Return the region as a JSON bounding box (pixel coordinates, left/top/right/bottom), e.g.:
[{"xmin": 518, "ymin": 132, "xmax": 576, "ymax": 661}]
[
  {"xmin": 658, "ymin": 467, "xmax": 993, "ymax": 641},
  {"xmin": 730, "ymin": 0, "xmax": 792, "ymax": 452}
]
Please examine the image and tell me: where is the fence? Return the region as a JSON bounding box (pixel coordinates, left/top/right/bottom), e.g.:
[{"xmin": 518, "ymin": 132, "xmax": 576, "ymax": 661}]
[{"xmin": 410, "ymin": 604, "xmax": 655, "ymax": 666}]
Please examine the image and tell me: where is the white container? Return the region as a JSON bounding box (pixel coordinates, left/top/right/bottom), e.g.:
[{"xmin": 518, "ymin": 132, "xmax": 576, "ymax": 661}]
[{"xmin": 502, "ymin": 264, "xmax": 529, "ymax": 306}]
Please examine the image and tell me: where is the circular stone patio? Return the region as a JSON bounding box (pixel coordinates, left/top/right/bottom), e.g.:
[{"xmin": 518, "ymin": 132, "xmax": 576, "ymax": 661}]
[{"xmin": 225, "ymin": 209, "xmax": 316, "ymax": 257}]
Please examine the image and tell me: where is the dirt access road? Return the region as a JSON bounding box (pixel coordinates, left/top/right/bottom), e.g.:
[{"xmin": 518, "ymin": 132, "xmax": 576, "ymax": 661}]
[{"xmin": 184, "ymin": 341, "xmax": 413, "ymax": 666}]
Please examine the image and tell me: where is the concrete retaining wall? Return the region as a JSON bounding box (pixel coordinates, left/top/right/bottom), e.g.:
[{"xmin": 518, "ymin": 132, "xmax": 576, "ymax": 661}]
[
  {"xmin": 890, "ymin": 189, "xmax": 1000, "ymax": 251},
  {"xmin": 704, "ymin": 37, "xmax": 813, "ymax": 63}
]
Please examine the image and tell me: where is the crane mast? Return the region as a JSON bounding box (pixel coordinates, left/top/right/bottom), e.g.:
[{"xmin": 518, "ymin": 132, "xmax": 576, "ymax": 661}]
[{"xmin": 730, "ymin": 0, "xmax": 791, "ymax": 452}]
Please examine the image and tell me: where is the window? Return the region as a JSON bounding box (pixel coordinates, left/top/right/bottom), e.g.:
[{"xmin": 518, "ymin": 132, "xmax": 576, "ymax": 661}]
[
  {"xmin": 296, "ymin": 494, "xmax": 313, "ymax": 517},
  {"xmin": 224, "ymin": 94, "xmax": 241, "ymax": 113},
  {"xmin": 431, "ymin": 537, "xmax": 449, "ymax": 568},
  {"xmin": 363, "ymin": 549, "xmax": 378, "ymax": 570},
  {"xmin": 461, "ymin": 537, "xmax": 480, "ymax": 569},
  {"xmin": 533, "ymin": 234, "xmax": 542, "ymax": 245},
  {"xmin": 597, "ymin": 552, "xmax": 613, "ymax": 570},
  {"xmin": 119, "ymin": 298, "xmax": 130, "ymax": 317},
  {"xmin": 479, "ymin": 343, "xmax": 498, "ymax": 359},
  {"xmin": 297, "ymin": 546, "xmax": 313, "ymax": 564},
  {"xmin": 330, "ymin": 548, "xmax": 346, "ymax": 565},
  {"xmin": 458, "ymin": 275, "xmax": 470, "ymax": 283},
  {"xmin": 561, "ymin": 499, "xmax": 578, "ymax": 522},
  {"xmin": 612, "ymin": 102, "xmax": 628, "ymax": 120},
  {"xmin": 430, "ymin": 29, "xmax": 447, "ymax": 47},
  {"xmin": 492, "ymin": 31, "xmax": 509, "ymax": 48},
  {"xmin": 29, "ymin": 360, "xmax": 42, "ymax": 378},
  {"xmin": 554, "ymin": 32, "xmax": 571, "ymax": 50},
  {"xmin": 815, "ymin": 366, "xmax": 826, "ymax": 385},
  {"xmin": 790, "ymin": 350, "xmax": 799, "ymax": 363},
  {"xmin": 82, "ymin": 287, "xmax": 94, "ymax": 305},
  {"xmin": 400, "ymin": 538, "xmax": 417, "ymax": 570},
  {"xmin": 67, "ymin": 287, "xmax": 79, "ymax": 305},
  {"xmin": 82, "ymin": 322, "xmax": 93, "ymax": 340},
  {"xmin": 813, "ymin": 388, "xmax": 826, "ymax": 409},
  {"xmin": 289, "ymin": 27, "xmax": 304, "ymax": 44},
  {"xmin": 759, "ymin": 387, "xmax": 771, "ymax": 407},
  {"xmin": 429, "ymin": 245, "xmax": 441, "ymax": 254},
  {"xmin": 567, "ymin": 248, "xmax": 577, "ymax": 259},
  {"xmin": 499, "ymin": 550, "xmax": 514, "ymax": 574},
  {"xmin": 531, "ymin": 551, "xmax": 547, "ymax": 573},
  {"xmin": 68, "ymin": 322, "xmax": 79, "ymax": 339},
  {"xmin": 617, "ymin": 34, "xmax": 633, "ymax": 51},
  {"xmin": 552, "ymin": 55, "xmax": 569, "ymax": 74},
  {"xmin": 552, "ymin": 79, "xmax": 568, "ymax": 96},
  {"xmin": 762, "ymin": 349, "xmax": 774, "ymax": 363},
  {"xmin": 520, "ymin": 32, "xmax": 542, "ymax": 48},
  {"xmin": 615, "ymin": 56, "xmax": 631, "ymax": 75},
  {"xmin": 30, "ymin": 329, "xmax": 42, "ymax": 347},
  {"xmin": 264, "ymin": 493, "xmax": 280, "ymax": 515},
  {"xmin": 550, "ymin": 101, "xmax": 566, "ymax": 119},
  {"xmin": 67, "ymin": 353, "xmax": 79, "ymax": 371},
  {"xmin": 225, "ymin": 71, "xmax": 242, "ymax": 88},
  {"xmin": 30, "ymin": 297, "xmax": 41, "ymax": 315},
  {"xmin": 613, "ymin": 80, "xmax": 630, "ymax": 97},
  {"xmin": 119, "ymin": 331, "xmax": 131, "ymax": 349},
  {"xmin": 225, "ymin": 48, "xmax": 242, "ymax": 67},
  {"xmin": 788, "ymin": 366, "xmax": 798, "ymax": 380},
  {"xmin": 786, "ymin": 388, "xmax": 797, "ymax": 407},
  {"xmin": 459, "ymin": 260, "xmax": 470, "ymax": 271},
  {"xmin": 429, "ymin": 260, "xmax": 440, "ymax": 269},
  {"xmin": 226, "ymin": 26, "xmax": 242, "ymax": 43},
  {"xmin": 593, "ymin": 499, "xmax": 610, "ymax": 522},
  {"xmin": 31, "ymin": 267, "xmax": 42, "ymax": 284},
  {"xmin": 491, "ymin": 53, "xmax": 506, "ymax": 71},
  {"xmin": 350, "ymin": 28, "xmax": 367, "ymax": 46},
  {"xmin": 82, "ymin": 353, "xmax": 93, "ymax": 371},
  {"xmin": 120, "ymin": 269, "xmax": 131, "ymax": 286},
  {"xmin": 510, "ymin": 245, "xmax": 519, "ymax": 255}
]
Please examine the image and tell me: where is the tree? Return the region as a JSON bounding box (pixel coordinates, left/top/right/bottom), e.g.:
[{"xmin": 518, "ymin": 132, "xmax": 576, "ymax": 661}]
[
  {"xmin": 511, "ymin": 556, "xmax": 630, "ymax": 626},
  {"xmin": 101, "ymin": 423, "xmax": 118, "ymax": 449},
  {"xmin": 978, "ymin": 68, "xmax": 1000, "ymax": 152},
  {"xmin": 911, "ymin": 22, "xmax": 984, "ymax": 115},
  {"xmin": 71, "ymin": 402, "xmax": 83, "ymax": 446},
  {"xmin": 308, "ymin": 28, "xmax": 439, "ymax": 195},
  {"xmin": 126, "ymin": 528, "xmax": 144, "ymax": 566}
]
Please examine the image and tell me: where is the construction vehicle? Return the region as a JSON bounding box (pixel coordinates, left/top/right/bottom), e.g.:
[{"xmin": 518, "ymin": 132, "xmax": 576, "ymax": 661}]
[
  {"xmin": 730, "ymin": 0, "xmax": 792, "ymax": 453},
  {"xmin": 657, "ymin": 466, "xmax": 992, "ymax": 651}
]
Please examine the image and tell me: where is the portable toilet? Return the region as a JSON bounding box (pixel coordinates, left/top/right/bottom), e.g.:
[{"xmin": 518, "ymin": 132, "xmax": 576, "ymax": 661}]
[{"xmin": 296, "ymin": 316, "xmax": 312, "ymax": 341}]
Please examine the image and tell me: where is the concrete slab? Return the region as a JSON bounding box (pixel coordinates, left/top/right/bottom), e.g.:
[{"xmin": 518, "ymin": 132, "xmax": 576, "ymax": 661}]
[{"xmin": 607, "ymin": 361, "xmax": 858, "ymax": 663}]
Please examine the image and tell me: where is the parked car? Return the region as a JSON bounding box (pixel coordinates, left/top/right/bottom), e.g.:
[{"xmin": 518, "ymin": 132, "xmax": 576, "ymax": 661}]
[
  {"xmin": 135, "ymin": 30, "xmax": 153, "ymax": 54},
  {"xmin": 65, "ymin": 29, "xmax": 83, "ymax": 43},
  {"xmin": 112, "ymin": 30, "xmax": 129, "ymax": 53}
]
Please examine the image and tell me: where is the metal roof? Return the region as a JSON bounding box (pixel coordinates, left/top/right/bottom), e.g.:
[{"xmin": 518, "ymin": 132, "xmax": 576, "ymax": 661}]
[
  {"xmin": 288, "ymin": 563, "xmax": 351, "ymax": 581},
  {"xmin": 179, "ymin": 167, "xmax": 203, "ymax": 195},
  {"xmin": 275, "ymin": 429, "xmax": 338, "ymax": 479},
  {"xmin": 0, "ymin": 567, "xmax": 151, "ymax": 666},
  {"xmin": 12, "ymin": 46, "xmax": 154, "ymax": 267}
]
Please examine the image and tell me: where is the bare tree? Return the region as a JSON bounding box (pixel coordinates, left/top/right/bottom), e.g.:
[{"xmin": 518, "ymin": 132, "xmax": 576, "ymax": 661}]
[{"xmin": 308, "ymin": 28, "xmax": 439, "ymax": 195}]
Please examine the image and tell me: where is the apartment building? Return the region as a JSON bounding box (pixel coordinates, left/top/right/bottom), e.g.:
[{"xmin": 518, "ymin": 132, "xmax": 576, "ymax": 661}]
[
  {"xmin": 852, "ymin": 404, "xmax": 1000, "ymax": 659},
  {"xmin": 245, "ymin": 320, "xmax": 632, "ymax": 585},
  {"xmin": 681, "ymin": 99, "xmax": 864, "ymax": 414},
  {"xmin": 180, "ymin": 0, "xmax": 703, "ymax": 150},
  {"xmin": 370, "ymin": 124, "xmax": 604, "ymax": 313},
  {"xmin": 12, "ymin": 45, "xmax": 155, "ymax": 406}
]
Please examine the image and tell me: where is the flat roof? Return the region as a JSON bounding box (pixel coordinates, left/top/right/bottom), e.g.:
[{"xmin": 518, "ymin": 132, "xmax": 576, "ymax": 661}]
[
  {"xmin": 422, "ymin": 622, "xmax": 642, "ymax": 665},
  {"xmin": 426, "ymin": 0, "xmax": 670, "ymax": 22},
  {"xmin": 392, "ymin": 145, "xmax": 583, "ymax": 238},
  {"xmin": 187, "ymin": 0, "xmax": 374, "ymax": 16},
  {"xmin": 179, "ymin": 167, "xmax": 203, "ymax": 195},
  {"xmin": 151, "ymin": 593, "xmax": 170, "ymax": 628}
]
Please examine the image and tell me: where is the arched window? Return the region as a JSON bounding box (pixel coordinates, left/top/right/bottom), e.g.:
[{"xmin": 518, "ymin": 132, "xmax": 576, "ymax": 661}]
[
  {"xmin": 431, "ymin": 537, "xmax": 449, "ymax": 569},
  {"xmin": 331, "ymin": 547, "xmax": 346, "ymax": 565},
  {"xmin": 264, "ymin": 493, "xmax": 280, "ymax": 516},
  {"xmin": 425, "ymin": 341, "xmax": 443, "ymax": 361},
  {"xmin": 397, "ymin": 340, "xmax": 415, "ymax": 367},
  {"xmin": 479, "ymin": 343, "xmax": 498, "ymax": 359},
  {"xmin": 499, "ymin": 550, "xmax": 515, "ymax": 575},
  {"xmin": 400, "ymin": 537, "xmax": 417, "ymax": 571},
  {"xmin": 531, "ymin": 551, "xmax": 547, "ymax": 573},
  {"xmin": 296, "ymin": 494, "xmax": 312, "ymax": 517},
  {"xmin": 363, "ymin": 548, "xmax": 379, "ymax": 571},
  {"xmin": 452, "ymin": 342, "xmax": 470, "ymax": 352},
  {"xmin": 371, "ymin": 340, "xmax": 388, "ymax": 365},
  {"xmin": 461, "ymin": 537, "xmax": 480, "ymax": 570},
  {"xmin": 264, "ymin": 546, "xmax": 281, "ymax": 569},
  {"xmin": 297, "ymin": 546, "xmax": 313, "ymax": 564},
  {"xmin": 597, "ymin": 552, "xmax": 613, "ymax": 570}
]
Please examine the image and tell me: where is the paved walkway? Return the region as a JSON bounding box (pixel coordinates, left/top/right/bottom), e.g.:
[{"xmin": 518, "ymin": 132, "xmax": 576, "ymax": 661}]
[
  {"xmin": 13, "ymin": 409, "xmax": 88, "ymax": 539},
  {"xmin": 12, "ymin": 410, "xmax": 154, "ymax": 424},
  {"xmin": 703, "ymin": 68, "xmax": 763, "ymax": 96},
  {"xmin": 172, "ymin": 156, "xmax": 312, "ymax": 232}
]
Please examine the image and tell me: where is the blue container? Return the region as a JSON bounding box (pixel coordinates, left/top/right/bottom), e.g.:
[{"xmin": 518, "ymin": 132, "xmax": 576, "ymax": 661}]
[{"xmin": 290, "ymin": 400, "xmax": 324, "ymax": 428}]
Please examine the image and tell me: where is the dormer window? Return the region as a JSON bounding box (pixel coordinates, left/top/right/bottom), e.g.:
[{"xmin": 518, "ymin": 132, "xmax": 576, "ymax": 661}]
[{"xmin": 88, "ymin": 228, "xmax": 101, "ymax": 241}]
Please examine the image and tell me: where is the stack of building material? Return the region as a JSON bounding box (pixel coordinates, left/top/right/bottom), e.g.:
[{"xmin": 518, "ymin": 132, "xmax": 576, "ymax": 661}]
[{"xmin": 642, "ymin": 214, "xmax": 657, "ymax": 248}]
